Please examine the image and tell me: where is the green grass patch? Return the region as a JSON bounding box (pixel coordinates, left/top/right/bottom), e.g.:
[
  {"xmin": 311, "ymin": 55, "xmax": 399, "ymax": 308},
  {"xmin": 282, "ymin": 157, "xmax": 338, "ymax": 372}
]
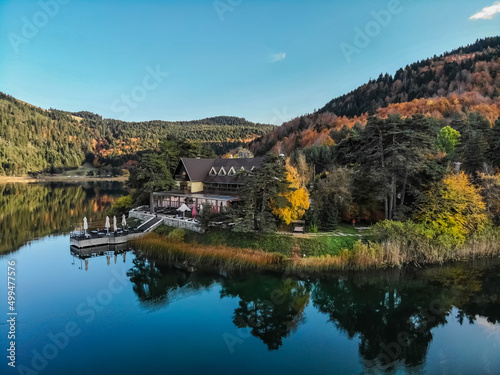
[{"xmin": 154, "ymin": 225, "xmax": 356, "ymax": 257}]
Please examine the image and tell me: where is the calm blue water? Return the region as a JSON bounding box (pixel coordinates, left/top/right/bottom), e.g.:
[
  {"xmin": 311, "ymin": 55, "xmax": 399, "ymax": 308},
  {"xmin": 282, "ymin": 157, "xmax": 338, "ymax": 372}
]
[{"xmin": 1, "ymin": 183, "xmax": 500, "ymax": 375}]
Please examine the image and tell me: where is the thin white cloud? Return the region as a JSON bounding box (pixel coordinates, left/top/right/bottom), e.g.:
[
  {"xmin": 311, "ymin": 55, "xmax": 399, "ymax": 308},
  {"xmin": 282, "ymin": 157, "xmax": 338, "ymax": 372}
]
[
  {"xmin": 470, "ymin": 2, "xmax": 500, "ymax": 20},
  {"xmin": 270, "ymin": 52, "xmax": 286, "ymax": 63}
]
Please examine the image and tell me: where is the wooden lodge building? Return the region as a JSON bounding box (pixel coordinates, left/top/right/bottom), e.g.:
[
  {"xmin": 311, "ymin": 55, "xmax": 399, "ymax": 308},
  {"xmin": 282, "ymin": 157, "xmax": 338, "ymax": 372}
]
[{"xmin": 151, "ymin": 157, "xmax": 264, "ymax": 214}]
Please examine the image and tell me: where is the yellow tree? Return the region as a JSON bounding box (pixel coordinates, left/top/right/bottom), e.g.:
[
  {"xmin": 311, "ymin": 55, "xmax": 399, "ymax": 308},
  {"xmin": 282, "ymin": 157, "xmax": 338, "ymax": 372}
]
[
  {"xmin": 416, "ymin": 172, "xmax": 488, "ymax": 245},
  {"xmin": 270, "ymin": 159, "xmax": 310, "ymax": 225}
]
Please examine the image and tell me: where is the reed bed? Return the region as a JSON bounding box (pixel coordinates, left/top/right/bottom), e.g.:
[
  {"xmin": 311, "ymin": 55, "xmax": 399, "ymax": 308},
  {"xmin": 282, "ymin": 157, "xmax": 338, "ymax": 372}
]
[
  {"xmin": 131, "ymin": 233, "xmax": 285, "ymax": 271},
  {"xmin": 287, "ymin": 228, "xmax": 500, "ymax": 273},
  {"xmin": 132, "ymin": 227, "xmax": 500, "ymax": 274}
]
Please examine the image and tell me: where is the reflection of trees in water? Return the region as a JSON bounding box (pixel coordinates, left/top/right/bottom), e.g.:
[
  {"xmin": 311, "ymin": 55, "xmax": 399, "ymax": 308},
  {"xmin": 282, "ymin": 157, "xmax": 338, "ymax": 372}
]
[
  {"xmin": 126, "ymin": 256, "xmax": 216, "ymax": 310},
  {"xmin": 0, "ymin": 182, "xmax": 125, "ymax": 253},
  {"xmin": 312, "ymin": 275, "xmax": 445, "ymax": 371},
  {"xmin": 427, "ymin": 261, "xmax": 500, "ymax": 326},
  {"xmin": 311, "ymin": 260, "xmax": 500, "ymax": 373},
  {"xmin": 126, "ymin": 253, "xmax": 500, "ymax": 367},
  {"xmin": 220, "ymin": 275, "xmax": 310, "ymax": 350}
]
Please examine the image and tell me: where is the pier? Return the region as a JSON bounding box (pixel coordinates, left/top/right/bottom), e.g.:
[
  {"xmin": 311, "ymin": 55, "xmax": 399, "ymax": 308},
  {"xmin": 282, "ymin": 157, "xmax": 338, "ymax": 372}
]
[{"xmin": 70, "ymin": 216, "xmax": 164, "ymax": 248}]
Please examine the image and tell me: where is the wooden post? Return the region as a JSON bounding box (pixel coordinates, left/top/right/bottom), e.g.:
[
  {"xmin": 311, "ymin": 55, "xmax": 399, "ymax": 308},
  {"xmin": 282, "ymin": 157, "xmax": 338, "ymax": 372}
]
[{"xmin": 150, "ymin": 192, "xmax": 154, "ymax": 214}]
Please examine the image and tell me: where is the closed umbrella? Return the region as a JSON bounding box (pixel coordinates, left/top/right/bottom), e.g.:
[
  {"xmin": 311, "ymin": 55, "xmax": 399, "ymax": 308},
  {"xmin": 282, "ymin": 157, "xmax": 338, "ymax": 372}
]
[
  {"xmin": 113, "ymin": 216, "xmax": 117, "ymax": 232},
  {"xmin": 192, "ymin": 205, "xmax": 198, "ymax": 218},
  {"xmin": 122, "ymin": 214, "xmax": 127, "ymax": 229},
  {"xmin": 83, "ymin": 217, "xmax": 88, "ymax": 235},
  {"xmin": 105, "ymin": 216, "xmax": 110, "ymax": 234},
  {"xmin": 177, "ymin": 203, "xmax": 190, "ymax": 218}
]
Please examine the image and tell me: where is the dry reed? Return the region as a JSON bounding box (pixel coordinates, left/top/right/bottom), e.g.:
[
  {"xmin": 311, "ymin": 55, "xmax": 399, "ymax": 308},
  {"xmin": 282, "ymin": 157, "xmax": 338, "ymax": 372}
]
[{"xmin": 131, "ymin": 233, "xmax": 284, "ymax": 271}]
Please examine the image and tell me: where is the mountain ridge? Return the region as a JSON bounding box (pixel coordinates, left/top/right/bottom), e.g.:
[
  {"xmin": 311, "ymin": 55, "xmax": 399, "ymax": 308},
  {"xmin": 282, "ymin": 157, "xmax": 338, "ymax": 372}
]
[
  {"xmin": 0, "ymin": 92, "xmax": 274, "ymax": 176},
  {"xmin": 250, "ymin": 36, "xmax": 500, "ymax": 156}
]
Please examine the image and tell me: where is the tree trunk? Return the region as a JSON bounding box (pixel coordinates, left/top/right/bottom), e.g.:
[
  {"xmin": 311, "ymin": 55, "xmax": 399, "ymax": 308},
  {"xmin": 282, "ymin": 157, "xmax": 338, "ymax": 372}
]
[
  {"xmin": 389, "ymin": 173, "xmax": 396, "ymax": 220},
  {"xmin": 400, "ymin": 168, "xmax": 409, "ymax": 207},
  {"xmin": 150, "ymin": 192, "xmax": 154, "ymax": 214}
]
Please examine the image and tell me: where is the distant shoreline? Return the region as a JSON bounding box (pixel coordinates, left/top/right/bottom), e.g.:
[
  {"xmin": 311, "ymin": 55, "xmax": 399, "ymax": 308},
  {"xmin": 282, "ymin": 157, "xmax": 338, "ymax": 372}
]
[{"xmin": 0, "ymin": 176, "xmax": 128, "ymax": 184}]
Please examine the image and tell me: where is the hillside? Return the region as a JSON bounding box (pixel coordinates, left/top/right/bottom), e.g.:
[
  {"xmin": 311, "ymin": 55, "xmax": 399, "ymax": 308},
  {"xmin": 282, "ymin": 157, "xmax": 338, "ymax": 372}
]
[
  {"xmin": 250, "ymin": 37, "xmax": 500, "ymax": 156},
  {"xmin": 0, "ymin": 93, "xmax": 273, "ymax": 176}
]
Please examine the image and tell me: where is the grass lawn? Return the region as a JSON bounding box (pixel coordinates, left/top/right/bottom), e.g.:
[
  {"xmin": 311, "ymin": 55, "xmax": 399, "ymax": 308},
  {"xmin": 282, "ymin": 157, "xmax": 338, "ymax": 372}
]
[{"xmin": 154, "ymin": 225, "xmax": 361, "ymax": 258}]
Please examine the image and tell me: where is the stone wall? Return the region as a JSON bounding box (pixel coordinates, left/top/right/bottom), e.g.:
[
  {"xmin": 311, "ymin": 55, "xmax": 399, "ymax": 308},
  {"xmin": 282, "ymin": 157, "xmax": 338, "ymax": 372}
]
[
  {"xmin": 129, "ymin": 210, "xmax": 155, "ymax": 222},
  {"xmin": 161, "ymin": 216, "xmax": 204, "ymax": 233},
  {"xmin": 129, "ymin": 209, "xmax": 204, "ymax": 233}
]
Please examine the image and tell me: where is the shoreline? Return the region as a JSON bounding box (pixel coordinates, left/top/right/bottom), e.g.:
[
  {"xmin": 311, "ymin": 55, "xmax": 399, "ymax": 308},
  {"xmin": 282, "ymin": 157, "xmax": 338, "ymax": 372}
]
[
  {"xmin": 0, "ymin": 176, "xmax": 128, "ymax": 184},
  {"xmin": 131, "ymin": 229, "xmax": 500, "ymax": 275}
]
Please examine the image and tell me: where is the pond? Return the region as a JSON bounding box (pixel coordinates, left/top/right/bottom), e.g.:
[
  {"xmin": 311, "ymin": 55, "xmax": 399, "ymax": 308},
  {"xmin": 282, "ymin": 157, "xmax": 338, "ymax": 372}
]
[{"xmin": 1, "ymin": 182, "xmax": 499, "ymax": 374}]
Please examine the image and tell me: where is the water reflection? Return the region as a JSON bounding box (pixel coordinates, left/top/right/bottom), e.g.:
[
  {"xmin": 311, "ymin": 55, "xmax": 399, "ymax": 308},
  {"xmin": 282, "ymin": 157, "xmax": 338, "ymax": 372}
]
[
  {"xmin": 220, "ymin": 276, "xmax": 310, "ymax": 350},
  {"xmin": 126, "ymin": 257, "xmax": 216, "ymax": 310},
  {"xmin": 312, "ymin": 274, "xmax": 447, "ymax": 372},
  {"xmin": 0, "ymin": 182, "xmax": 126, "ymax": 254},
  {"xmin": 70, "ymin": 244, "xmax": 130, "ymax": 271},
  {"xmin": 124, "ymin": 256, "xmax": 500, "ymax": 372}
]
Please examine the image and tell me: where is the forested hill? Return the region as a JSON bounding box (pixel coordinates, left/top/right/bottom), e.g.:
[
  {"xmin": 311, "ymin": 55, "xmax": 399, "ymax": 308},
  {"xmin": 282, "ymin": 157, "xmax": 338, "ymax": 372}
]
[
  {"xmin": 250, "ymin": 36, "xmax": 500, "ymax": 156},
  {"xmin": 0, "ymin": 93, "xmax": 274, "ymax": 176}
]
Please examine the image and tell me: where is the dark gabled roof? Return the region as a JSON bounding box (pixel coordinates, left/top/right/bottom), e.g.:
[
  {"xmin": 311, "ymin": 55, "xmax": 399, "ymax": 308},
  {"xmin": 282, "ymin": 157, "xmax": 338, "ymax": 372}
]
[
  {"xmin": 203, "ymin": 157, "xmax": 264, "ymax": 184},
  {"xmin": 176, "ymin": 157, "xmax": 264, "ymax": 184},
  {"xmin": 179, "ymin": 158, "xmax": 216, "ymax": 182}
]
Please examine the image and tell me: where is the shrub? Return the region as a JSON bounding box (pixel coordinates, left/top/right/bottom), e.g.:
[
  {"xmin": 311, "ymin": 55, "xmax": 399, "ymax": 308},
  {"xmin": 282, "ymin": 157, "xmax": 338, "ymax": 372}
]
[
  {"xmin": 168, "ymin": 228, "xmax": 185, "ymax": 242},
  {"xmin": 109, "ymin": 195, "xmax": 133, "ymax": 216}
]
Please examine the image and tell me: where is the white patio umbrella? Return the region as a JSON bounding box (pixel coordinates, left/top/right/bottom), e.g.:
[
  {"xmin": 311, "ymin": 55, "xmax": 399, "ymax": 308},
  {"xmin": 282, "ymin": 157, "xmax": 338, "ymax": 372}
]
[
  {"xmin": 105, "ymin": 216, "xmax": 110, "ymax": 234},
  {"xmin": 177, "ymin": 203, "xmax": 190, "ymax": 218},
  {"xmin": 122, "ymin": 214, "xmax": 127, "ymax": 229},
  {"xmin": 83, "ymin": 217, "xmax": 88, "ymax": 235},
  {"xmin": 113, "ymin": 216, "xmax": 117, "ymax": 232}
]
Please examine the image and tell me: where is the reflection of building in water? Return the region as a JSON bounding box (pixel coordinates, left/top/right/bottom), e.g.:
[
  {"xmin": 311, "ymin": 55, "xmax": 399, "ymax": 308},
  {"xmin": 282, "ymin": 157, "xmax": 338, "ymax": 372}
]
[{"xmin": 70, "ymin": 244, "xmax": 130, "ymax": 271}]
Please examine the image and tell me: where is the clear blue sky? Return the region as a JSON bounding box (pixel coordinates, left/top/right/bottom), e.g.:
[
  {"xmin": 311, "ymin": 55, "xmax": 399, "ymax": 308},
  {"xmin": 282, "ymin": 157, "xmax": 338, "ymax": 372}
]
[{"xmin": 0, "ymin": 0, "xmax": 498, "ymax": 124}]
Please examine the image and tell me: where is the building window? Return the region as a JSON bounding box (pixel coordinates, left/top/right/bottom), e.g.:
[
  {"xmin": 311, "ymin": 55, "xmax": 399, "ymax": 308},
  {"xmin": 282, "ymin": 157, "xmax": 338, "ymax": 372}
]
[
  {"xmin": 219, "ymin": 167, "xmax": 227, "ymax": 176},
  {"xmin": 209, "ymin": 167, "xmax": 217, "ymax": 176}
]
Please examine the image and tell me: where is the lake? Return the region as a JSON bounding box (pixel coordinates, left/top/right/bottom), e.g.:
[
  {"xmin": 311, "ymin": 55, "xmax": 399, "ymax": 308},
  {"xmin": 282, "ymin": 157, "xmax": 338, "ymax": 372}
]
[{"xmin": 1, "ymin": 182, "xmax": 499, "ymax": 375}]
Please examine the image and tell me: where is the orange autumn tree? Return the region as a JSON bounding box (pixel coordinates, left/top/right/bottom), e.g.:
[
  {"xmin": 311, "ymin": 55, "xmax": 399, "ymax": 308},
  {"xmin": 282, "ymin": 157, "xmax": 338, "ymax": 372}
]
[
  {"xmin": 416, "ymin": 172, "xmax": 488, "ymax": 245},
  {"xmin": 270, "ymin": 159, "xmax": 310, "ymax": 225}
]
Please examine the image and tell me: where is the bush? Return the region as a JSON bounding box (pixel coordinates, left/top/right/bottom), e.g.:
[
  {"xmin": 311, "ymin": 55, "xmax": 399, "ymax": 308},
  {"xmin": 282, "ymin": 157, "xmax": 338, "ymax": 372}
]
[
  {"xmin": 109, "ymin": 195, "xmax": 133, "ymax": 216},
  {"xmin": 168, "ymin": 228, "xmax": 185, "ymax": 242}
]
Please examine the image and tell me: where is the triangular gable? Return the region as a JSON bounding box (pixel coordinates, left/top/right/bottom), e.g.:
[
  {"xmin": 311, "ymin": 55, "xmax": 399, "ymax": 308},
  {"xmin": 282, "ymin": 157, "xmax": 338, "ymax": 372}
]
[
  {"xmin": 179, "ymin": 158, "xmax": 217, "ymax": 181},
  {"xmin": 218, "ymin": 166, "xmax": 227, "ymax": 176},
  {"xmin": 228, "ymin": 166, "xmax": 236, "ymax": 176},
  {"xmin": 209, "ymin": 167, "xmax": 217, "ymax": 176}
]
